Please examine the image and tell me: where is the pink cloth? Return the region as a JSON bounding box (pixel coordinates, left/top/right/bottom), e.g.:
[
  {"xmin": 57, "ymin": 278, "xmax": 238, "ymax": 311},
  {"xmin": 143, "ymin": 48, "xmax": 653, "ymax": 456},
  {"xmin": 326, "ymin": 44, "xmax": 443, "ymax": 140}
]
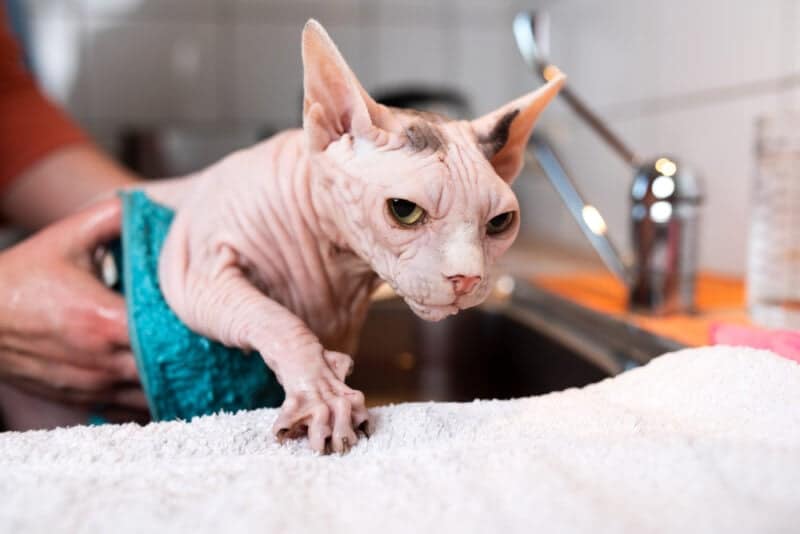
[{"xmin": 711, "ymin": 322, "xmax": 800, "ymax": 364}]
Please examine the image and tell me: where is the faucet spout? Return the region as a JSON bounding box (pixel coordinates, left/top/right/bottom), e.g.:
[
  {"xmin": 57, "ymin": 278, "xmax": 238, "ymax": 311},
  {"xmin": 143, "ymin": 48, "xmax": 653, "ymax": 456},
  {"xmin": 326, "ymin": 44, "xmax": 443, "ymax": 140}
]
[{"xmin": 529, "ymin": 136, "xmax": 632, "ymax": 287}]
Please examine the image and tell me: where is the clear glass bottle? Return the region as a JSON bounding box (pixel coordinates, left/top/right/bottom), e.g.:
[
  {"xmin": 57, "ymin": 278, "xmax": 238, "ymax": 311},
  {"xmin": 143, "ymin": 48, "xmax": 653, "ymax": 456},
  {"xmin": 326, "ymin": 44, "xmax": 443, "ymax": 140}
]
[{"xmin": 748, "ymin": 115, "xmax": 800, "ymax": 330}]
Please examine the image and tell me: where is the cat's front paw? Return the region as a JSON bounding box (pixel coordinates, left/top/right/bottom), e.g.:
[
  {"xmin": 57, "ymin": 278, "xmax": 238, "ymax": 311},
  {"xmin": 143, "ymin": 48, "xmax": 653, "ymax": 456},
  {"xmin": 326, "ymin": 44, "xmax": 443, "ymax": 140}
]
[{"xmin": 272, "ymin": 352, "xmax": 369, "ymax": 454}]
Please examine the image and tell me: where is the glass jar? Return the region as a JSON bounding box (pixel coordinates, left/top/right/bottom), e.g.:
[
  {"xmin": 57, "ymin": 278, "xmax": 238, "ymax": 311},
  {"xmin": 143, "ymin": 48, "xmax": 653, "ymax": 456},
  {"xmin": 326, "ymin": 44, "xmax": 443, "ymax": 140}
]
[{"xmin": 748, "ymin": 114, "xmax": 800, "ymax": 329}]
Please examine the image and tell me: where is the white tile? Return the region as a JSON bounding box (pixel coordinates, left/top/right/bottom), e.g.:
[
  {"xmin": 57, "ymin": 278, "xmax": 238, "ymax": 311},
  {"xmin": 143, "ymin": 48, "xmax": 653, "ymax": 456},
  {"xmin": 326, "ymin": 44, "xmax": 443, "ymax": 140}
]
[
  {"xmin": 26, "ymin": 10, "xmax": 89, "ymax": 117},
  {"xmin": 546, "ymin": 0, "xmax": 661, "ymax": 110},
  {"xmin": 78, "ymin": 0, "xmax": 217, "ymax": 20},
  {"xmin": 453, "ymin": 0, "xmax": 514, "ymax": 21},
  {"xmin": 232, "ymin": 0, "xmax": 362, "ymax": 25},
  {"xmin": 366, "ymin": 0, "xmax": 452, "ymax": 94},
  {"xmin": 453, "ymin": 0, "xmax": 549, "ymax": 31},
  {"xmin": 786, "ymin": 0, "xmax": 800, "ymax": 74},
  {"xmin": 23, "ymin": 0, "xmax": 81, "ymax": 18},
  {"xmin": 374, "ymin": 0, "xmax": 446, "ymax": 26},
  {"xmin": 230, "ymin": 22, "xmax": 369, "ymax": 127},
  {"xmin": 83, "ymin": 19, "xmax": 220, "ymax": 123},
  {"xmin": 455, "ymin": 23, "xmax": 524, "ymax": 117},
  {"xmin": 213, "ymin": 21, "xmax": 237, "ymax": 123},
  {"xmin": 231, "ymin": 23, "xmax": 300, "ymax": 125},
  {"xmin": 777, "ymin": 86, "xmax": 800, "ymax": 112},
  {"xmin": 778, "ymin": 0, "xmax": 800, "ymax": 111},
  {"xmin": 369, "ymin": 24, "xmax": 451, "ymax": 91},
  {"xmin": 540, "ymin": 0, "xmax": 783, "ymax": 108},
  {"xmin": 327, "ymin": 24, "xmax": 374, "ymax": 88},
  {"xmin": 653, "ymin": 0, "xmax": 783, "ymax": 100},
  {"xmin": 508, "ymin": 0, "xmax": 553, "ymax": 13}
]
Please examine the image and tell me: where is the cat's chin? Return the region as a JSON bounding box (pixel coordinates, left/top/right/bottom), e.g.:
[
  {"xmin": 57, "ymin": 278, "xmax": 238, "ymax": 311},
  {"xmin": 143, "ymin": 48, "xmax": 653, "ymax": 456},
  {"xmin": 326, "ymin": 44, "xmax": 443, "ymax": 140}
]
[{"xmin": 405, "ymin": 299, "xmax": 459, "ymax": 322}]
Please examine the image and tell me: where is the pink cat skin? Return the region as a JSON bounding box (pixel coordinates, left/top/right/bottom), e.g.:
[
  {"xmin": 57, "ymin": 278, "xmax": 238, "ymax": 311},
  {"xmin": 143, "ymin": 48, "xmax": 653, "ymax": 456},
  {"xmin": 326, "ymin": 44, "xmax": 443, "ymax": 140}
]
[{"xmin": 146, "ymin": 20, "xmax": 564, "ymax": 453}]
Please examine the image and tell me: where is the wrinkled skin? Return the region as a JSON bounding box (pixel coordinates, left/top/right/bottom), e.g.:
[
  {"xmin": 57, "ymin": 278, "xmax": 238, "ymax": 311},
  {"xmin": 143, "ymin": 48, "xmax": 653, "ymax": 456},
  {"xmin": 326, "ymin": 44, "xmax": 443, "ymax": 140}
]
[
  {"xmin": 0, "ymin": 198, "xmax": 148, "ymax": 429},
  {"xmin": 146, "ymin": 20, "xmax": 564, "ymax": 454}
]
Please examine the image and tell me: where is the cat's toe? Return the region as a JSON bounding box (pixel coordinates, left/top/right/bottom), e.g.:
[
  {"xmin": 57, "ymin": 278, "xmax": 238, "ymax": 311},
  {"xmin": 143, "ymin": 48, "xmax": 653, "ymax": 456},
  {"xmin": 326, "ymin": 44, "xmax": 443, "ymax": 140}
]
[
  {"xmin": 272, "ymin": 395, "xmax": 307, "ymax": 442},
  {"xmin": 330, "ymin": 397, "xmax": 358, "ymax": 453},
  {"xmin": 307, "ymin": 406, "xmax": 333, "ymax": 454}
]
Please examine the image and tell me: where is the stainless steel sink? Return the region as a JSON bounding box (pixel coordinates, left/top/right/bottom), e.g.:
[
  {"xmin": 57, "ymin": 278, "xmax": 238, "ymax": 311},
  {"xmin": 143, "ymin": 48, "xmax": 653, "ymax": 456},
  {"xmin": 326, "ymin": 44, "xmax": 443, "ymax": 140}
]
[{"xmin": 352, "ymin": 280, "xmax": 684, "ymax": 404}]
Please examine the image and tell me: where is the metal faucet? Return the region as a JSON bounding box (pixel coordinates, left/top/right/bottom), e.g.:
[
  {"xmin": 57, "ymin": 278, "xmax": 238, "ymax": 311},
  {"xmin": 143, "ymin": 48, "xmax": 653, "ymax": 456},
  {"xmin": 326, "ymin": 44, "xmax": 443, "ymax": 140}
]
[{"xmin": 513, "ymin": 11, "xmax": 703, "ymax": 315}]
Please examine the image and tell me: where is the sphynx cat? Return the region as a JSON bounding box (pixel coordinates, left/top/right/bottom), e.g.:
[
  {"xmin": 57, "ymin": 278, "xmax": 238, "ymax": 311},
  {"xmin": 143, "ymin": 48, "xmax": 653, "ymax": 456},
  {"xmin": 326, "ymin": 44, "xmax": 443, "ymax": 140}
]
[{"xmin": 145, "ymin": 20, "xmax": 564, "ymax": 454}]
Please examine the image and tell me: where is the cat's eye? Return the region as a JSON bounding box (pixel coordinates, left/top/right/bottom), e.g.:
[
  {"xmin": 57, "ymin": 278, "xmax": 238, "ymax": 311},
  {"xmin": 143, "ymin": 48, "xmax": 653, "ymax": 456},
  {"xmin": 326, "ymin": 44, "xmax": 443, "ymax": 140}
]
[
  {"xmin": 486, "ymin": 211, "xmax": 515, "ymax": 235},
  {"xmin": 388, "ymin": 199, "xmax": 425, "ymax": 226}
]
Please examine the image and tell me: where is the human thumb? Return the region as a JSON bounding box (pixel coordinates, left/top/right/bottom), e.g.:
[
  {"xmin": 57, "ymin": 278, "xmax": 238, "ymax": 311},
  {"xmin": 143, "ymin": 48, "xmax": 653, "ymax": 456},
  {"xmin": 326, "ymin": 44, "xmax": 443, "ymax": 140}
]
[{"xmin": 67, "ymin": 196, "xmax": 123, "ymax": 255}]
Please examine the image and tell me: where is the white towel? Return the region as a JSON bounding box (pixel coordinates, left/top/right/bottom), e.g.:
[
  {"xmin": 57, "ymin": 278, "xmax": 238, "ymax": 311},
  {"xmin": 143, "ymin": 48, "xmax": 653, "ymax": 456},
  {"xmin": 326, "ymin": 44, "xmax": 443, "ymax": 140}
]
[{"xmin": 1, "ymin": 346, "xmax": 799, "ymax": 534}]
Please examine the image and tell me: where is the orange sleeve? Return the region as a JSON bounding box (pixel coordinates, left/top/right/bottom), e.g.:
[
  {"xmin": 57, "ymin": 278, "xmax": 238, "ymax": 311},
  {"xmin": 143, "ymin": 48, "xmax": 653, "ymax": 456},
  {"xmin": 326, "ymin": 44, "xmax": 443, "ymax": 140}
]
[{"xmin": 0, "ymin": 6, "xmax": 87, "ymax": 193}]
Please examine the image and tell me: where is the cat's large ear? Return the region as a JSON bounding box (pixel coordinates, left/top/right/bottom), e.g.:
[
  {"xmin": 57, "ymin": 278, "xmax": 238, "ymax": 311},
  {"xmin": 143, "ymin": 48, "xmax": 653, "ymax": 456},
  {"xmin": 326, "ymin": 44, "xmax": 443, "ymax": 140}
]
[
  {"xmin": 471, "ymin": 71, "xmax": 565, "ymax": 183},
  {"xmin": 301, "ymin": 19, "xmax": 392, "ymax": 152}
]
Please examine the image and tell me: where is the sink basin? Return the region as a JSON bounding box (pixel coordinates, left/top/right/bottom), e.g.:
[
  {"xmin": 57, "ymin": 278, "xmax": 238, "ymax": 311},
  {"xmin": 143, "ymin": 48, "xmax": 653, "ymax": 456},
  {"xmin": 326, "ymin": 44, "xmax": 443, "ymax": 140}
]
[
  {"xmin": 352, "ymin": 300, "xmax": 607, "ymax": 404},
  {"xmin": 352, "ymin": 281, "xmax": 684, "ymax": 405}
]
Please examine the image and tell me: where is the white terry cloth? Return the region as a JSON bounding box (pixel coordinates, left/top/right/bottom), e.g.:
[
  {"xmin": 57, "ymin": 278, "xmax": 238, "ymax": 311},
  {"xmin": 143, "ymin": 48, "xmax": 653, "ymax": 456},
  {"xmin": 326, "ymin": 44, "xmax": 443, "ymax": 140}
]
[{"xmin": 1, "ymin": 346, "xmax": 799, "ymax": 534}]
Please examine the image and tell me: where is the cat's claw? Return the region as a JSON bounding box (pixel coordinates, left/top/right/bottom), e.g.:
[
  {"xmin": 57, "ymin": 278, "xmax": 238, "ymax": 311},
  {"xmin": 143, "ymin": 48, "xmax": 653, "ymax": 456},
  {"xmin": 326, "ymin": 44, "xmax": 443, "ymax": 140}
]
[
  {"xmin": 275, "ymin": 423, "xmax": 306, "ymax": 443},
  {"xmin": 276, "ymin": 427, "xmax": 289, "ymax": 443},
  {"xmin": 358, "ymin": 419, "xmax": 371, "ymax": 438},
  {"xmin": 271, "ymin": 375, "xmax": 368, "ymax": 455}
]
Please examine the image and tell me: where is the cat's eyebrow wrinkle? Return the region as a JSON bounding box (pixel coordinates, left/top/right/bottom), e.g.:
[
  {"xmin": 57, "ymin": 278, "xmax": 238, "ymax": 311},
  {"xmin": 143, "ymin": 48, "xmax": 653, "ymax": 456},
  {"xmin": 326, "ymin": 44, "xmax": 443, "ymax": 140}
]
[
  {"xmin": 404, "ymin": 120, "xmax": 445, "ymax": 154},
  {"xmin": 424, "ymin": 177, "xmax": 446, "ymax": 217},
  {"xmin": 477, "ymin": 108, "xmax": 519, "ymax": 159}
]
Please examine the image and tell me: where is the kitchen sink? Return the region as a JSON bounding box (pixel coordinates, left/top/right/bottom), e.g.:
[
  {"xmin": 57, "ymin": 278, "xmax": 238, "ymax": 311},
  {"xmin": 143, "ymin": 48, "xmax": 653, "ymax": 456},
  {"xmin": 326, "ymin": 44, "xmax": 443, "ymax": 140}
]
[{"xmin": 352, "ymin": 280, "xmax": 684, "ymax": 405}]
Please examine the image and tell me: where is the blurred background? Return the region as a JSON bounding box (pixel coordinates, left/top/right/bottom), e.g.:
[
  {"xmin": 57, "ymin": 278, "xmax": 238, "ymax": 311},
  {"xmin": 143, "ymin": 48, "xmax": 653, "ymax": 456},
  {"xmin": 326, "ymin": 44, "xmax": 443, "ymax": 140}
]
[{"xmin": 15, "ymin": 0, "xmax": 798, "ymax": 276}]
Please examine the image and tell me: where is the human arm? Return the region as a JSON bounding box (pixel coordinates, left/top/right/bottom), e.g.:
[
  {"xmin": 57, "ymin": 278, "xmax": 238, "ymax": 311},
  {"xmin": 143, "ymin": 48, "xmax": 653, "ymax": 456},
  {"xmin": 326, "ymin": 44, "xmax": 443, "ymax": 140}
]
[
  {"xmin": 0, "ymin": 197, "xmax": 145, "ymax": 409},
  {"xmin": 0, "ymin": 144, "xmax": 138, "ymax": 230},
  {"xmin": 0, "ymin": 6, "xmax": 138, "ymax": 230}
]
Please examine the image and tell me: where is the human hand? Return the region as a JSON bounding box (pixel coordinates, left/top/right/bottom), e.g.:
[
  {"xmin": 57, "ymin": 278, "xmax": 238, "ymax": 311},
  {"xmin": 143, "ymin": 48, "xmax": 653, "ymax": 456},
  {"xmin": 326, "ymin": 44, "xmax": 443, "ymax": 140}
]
[{"xmin": 0, "ymin": 197, "xmax": 147, "ymax": 413}]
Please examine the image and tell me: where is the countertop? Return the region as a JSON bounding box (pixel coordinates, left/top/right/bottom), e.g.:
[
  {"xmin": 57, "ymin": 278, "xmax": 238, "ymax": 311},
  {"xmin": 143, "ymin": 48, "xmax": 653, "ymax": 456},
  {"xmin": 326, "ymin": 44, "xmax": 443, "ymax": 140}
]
[{"xmin": 499, "ymin": 239, "xmax": 750, "ymax": 348}]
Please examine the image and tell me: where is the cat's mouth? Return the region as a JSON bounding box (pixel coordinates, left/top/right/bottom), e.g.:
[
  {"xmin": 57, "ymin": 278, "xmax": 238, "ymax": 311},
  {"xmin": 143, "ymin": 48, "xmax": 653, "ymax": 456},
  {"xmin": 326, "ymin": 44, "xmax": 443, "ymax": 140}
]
[{"xmin": 404, "ymin": 298, "xmax": 459, "ymax": 321}]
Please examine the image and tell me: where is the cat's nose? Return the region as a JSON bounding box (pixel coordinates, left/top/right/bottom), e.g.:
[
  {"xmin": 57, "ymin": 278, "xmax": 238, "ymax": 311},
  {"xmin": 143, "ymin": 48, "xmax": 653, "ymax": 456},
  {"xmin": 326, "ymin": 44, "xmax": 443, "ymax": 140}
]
[{"xmin": 448, "ymin": 275, "xmax": 482, "ymax": 296}]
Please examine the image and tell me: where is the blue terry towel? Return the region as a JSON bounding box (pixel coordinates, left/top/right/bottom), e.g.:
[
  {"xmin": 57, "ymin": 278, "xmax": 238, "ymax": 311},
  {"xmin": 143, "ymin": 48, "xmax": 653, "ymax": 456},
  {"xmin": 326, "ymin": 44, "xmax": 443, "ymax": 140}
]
[{"xmin": 115, "ymin": 190, "xmax": 284, "ymax": 421}]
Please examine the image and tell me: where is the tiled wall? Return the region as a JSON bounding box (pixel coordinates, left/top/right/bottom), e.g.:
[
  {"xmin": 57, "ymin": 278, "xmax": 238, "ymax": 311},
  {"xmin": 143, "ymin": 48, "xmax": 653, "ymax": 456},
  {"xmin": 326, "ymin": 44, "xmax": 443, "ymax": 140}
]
[
  {"xmin": 23, "ymin": 0, "xmax": 532, "ymax": 149},
  {"xmin": 22, "ymin": 0, "xmax": 794, "ymax": 274},
  {"xmin": 522, "ymin": 0, "xmax": 797, "ymax": 275}
]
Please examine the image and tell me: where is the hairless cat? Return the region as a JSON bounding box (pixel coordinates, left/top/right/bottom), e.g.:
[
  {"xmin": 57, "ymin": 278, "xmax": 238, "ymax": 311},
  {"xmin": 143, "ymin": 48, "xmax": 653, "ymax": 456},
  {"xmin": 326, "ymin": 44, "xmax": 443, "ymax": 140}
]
[{"xmin": 145, "ymin": 20, "xmax": 564, "ymax": 454}]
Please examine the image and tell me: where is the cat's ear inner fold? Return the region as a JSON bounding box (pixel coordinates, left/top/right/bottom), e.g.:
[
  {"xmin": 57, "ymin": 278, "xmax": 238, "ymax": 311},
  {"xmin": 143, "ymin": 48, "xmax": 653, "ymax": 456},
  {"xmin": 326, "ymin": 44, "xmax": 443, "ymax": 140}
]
[
  {"xmin": 302, "ymin": 19, "xmax": 393, "ymax": 152},
  {"xmin": 471, "ymin": 71, "xmax": 566, "ymax": 184}
]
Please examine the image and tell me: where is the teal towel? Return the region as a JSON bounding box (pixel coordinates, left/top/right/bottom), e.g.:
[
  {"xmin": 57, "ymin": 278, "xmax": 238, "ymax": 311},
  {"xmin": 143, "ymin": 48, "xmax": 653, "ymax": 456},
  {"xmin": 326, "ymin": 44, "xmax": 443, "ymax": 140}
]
[{"xmin": 117, "ymin": 190, "xmax": 284, "ymax": 421}]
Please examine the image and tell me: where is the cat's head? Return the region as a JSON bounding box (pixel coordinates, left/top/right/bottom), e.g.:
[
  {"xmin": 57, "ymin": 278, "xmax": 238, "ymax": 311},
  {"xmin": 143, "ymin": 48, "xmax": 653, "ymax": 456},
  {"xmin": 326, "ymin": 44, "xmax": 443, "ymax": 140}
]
[{"xmin": 302, "ymin": 20, "xmax": 564, "ymax": 321}]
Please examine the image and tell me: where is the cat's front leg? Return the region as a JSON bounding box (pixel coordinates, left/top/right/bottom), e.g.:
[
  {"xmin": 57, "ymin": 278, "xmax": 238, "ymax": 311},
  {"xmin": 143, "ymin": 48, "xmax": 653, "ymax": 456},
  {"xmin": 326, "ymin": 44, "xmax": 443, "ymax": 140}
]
[
  {"xmin": 159, "ymin": 227, "xmax": 369, "ymax": 454},
  {"xmin": 179, "ymin": 279, "xmax": 370, "ymax": 454}
]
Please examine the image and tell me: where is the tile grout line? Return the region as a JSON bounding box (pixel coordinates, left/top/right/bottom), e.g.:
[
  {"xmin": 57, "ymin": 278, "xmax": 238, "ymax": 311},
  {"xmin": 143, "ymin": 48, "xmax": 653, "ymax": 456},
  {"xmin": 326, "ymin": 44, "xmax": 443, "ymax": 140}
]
[
  {"xmin": 779, "ymin": 0, "xmax": 798, "ymax": 112},
  {"xmin": 595, "ymin": 73, "xmax": 800, "ymax": 123}
]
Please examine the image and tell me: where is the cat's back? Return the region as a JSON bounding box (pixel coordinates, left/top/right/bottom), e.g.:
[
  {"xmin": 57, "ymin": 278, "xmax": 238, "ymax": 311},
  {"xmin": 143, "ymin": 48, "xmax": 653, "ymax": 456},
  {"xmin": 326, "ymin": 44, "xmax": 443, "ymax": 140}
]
[
  {"xmin": 197, "ymin": 128, "xmax": 304, "ymax": 188},
  {"xmin": 170, "ymin": 128, "xmax": 305, "ymax": 227}
]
